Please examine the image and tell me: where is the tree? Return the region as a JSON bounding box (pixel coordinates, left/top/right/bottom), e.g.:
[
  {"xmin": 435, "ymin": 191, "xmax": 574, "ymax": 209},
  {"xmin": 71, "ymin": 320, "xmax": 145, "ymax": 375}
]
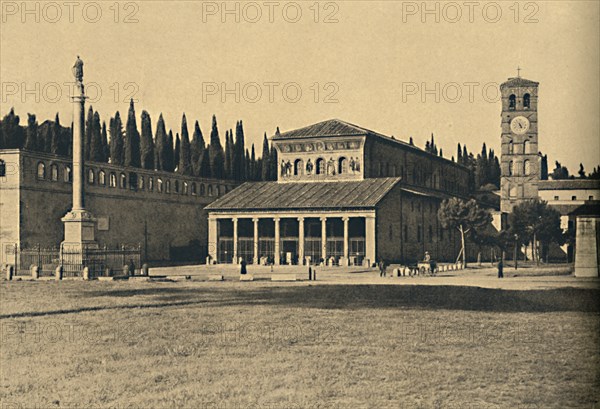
[
  {"xmin": 109, "ymin": 112, "xmax": 124, "ymax": 165},
  {"xmin": 550, "ymin": 161, "xmax": 569, "ymax": 180},
  {"xmin": 124, "ymin": 100, "xmax": 141, "ymax": 168},
  {"xmin": 250, "ymin": 144, "xmax": 256, "ymax": 180},
  {"xmin": 90, "ymin": 111, "xmax": 104, "ymax": 162},
  {"xmin": 154, "ymin": 114, "xmax": 168, "ymax": 171},
  {"xmin": 208, "ymin": 115, "xmax": 225, "ymax": 178},
  {"xmin": 233, "ymin": 120, "xmax": 246, "ymax": 180},
  {"xmin": 178, "ymin": 114, "xmax": 192, "ymax": 175},
  {"xmin": 191, "ymin": 120, "xmax": 205, "ymax": 176},
  {"xmin": 101, "ymin": 121, "xmax": 109, "ymax": 162},
  {"xmin": 261, "ymin": 132, "xmax": 270, "ymax": 181},
  {"xmin": 24, "ymin": 114, "xmax": 38, "ymax": 151},
  {"xmin": 269, "ymin": 144, "xmax": 278, "ymax": 180},
  {"xmin": 174, "ymin": 133, "xmax": 180, "ymax": 171},
  {"xmin": 578, "ymin": 163, "xmax": 586, "ymax": 179},
  {"xmin": 140, "ymin": 111, "xmax": 154, "ymax": 170},
  {"xmin": 509, "ymin": 199, "xmax": 564, "ymax": 265},
  {"xmin": 438, "ymin": 198, "xmax": 492, "ymax": 268},
  {"xmin": 50, "ymin": 113, "xmax": 62, "ymax": 155},
  {"xmin": 224, "ymin": 129, "xmax": 232, "ymax": 178},
  {"xmin": 198, "ymin": 148, "xmax": 211, "ymax": 177},
  {"xmin": 84, "ymin": 106, "xmax": 94, "ymax": 160},
  {"xmin": 165, "ymin": 130, "xmax": 175, "ymax": 172},
  {"xmin": 1, "ymin": 108, "xmax": 22, "ymax": 148},
  {"xmin": 540, "ymin": 154, "xmax": 548, "ymax": 180}
]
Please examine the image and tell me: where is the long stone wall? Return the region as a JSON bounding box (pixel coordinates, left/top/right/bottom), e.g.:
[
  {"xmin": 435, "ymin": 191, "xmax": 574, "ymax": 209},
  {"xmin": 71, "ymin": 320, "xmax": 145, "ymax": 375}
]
[{"xmin": 0, "ymin": 149, "xmax": 237, "ymax": 264}]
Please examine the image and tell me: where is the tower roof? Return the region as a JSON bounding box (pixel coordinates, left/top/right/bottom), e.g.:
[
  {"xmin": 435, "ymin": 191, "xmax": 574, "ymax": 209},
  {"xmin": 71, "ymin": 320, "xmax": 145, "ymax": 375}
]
[{"xmin": 500, "ymin": 77, "xmax": 539, "ymax": 89}]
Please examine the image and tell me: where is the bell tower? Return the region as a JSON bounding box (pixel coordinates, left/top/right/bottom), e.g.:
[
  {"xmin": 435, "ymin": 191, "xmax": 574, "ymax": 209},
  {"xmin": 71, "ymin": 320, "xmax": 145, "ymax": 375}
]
[{"xmin": 500, "ymin": 72, "xmax": 540, "ymax": 215}]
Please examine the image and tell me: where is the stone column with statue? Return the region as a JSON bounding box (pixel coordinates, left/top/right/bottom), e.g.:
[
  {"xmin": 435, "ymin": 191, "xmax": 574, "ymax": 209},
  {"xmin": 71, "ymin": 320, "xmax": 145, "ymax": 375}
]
[{"xmin": 61, "ymin": 56, "xmax": 99, "ymax": 273}]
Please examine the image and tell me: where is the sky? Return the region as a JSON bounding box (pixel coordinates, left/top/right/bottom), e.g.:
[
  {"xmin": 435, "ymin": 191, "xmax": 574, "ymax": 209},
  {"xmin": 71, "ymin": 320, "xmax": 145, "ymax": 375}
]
[{"xmin": 1, "ymin": 1, "xmax": 599, "ymax": 172}]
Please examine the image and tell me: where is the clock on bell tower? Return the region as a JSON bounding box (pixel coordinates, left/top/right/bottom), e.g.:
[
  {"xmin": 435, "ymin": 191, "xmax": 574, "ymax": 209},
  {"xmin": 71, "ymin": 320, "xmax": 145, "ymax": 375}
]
[{"xmin": 500, "ymin": 73, "xmax": 540, "ymax": 215}]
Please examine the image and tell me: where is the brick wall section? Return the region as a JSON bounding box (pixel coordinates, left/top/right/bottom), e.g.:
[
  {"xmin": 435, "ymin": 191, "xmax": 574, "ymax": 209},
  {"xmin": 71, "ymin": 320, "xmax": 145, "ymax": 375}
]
[
  {"xmin": 0, "ymin": 149, "xmax": 237, "ymax": 263},
  {"xmin": 375, "ymin": 184, "xmax": 461, "ymax": 264}
]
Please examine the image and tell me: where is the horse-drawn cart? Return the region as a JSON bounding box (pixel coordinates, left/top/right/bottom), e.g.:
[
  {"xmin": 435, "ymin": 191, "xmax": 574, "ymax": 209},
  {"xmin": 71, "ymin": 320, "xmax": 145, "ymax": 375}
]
[{"xmin": 417, "ymin": 260, "xmax": 438, "ymax": 276}]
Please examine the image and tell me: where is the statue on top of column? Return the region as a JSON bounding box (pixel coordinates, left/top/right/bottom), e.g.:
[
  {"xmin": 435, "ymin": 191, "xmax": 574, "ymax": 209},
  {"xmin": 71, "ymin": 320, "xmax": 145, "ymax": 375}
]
[{"xmin": 72, "ymin": 56, "xmax": 84, "ymax": 83}]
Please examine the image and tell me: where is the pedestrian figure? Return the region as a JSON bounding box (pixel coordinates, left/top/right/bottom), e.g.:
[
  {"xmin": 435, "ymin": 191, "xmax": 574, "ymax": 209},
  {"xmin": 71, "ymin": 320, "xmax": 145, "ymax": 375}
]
[
  {"xmin": 128, "ymin": 259, "xmax": 135, "ymax": 276},
  {"xmin": 308, "ymin": 266, "xmax": 312, "ymax": 281},
  {"xmin": 379, "ymin": 259, "xmax": 386, "ymax": 277},
  {"xmin": 497, "ymin": 260, "xmax": 503, "ymax": 278},
  {"xmin": 240, "ymin": 259, "xmax": 247, "ymax": 275}
]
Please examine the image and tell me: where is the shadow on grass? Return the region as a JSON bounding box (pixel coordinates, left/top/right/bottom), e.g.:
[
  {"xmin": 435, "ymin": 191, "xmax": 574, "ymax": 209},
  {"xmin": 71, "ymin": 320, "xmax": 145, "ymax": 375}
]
[{"xmin": 3, "ymin": 284, "xmax": 596, "ymax": 320}]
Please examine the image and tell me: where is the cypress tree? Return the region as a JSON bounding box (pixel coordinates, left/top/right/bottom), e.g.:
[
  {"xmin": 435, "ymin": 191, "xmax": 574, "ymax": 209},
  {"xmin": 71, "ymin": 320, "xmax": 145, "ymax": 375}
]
[
  {"xmin": 109, "ymin": 112, "xmax": 124, "ymax": 166},
  {"xmin": 140, "ymin": 111, "xmax": 155, "ymax": 170},
  {"xmin": 124, "ymin": 99, "xmax": 141, "ymax": 168},
  {"xmin": 1, "ymin": 109, "xmax": 22, "ymax": 148},
  {"xmin": 212, "ymin": 149, "xmax": 225, "ymax": 179},
  {"xmin": 165, "ymin": 130, "xmax": 175, "ymax": 172},
  {"xmin": 245, "ymin": 148, "xmax": 251, "ymax": 180},
  {"xmin": 208, "ymin": 115, "xmax": 225, "ymax": 178},
  {"xmin": 178, "ymin": 114, "xmax": 192, "ymax": 175},
  {"xmin": 24, "ymin": 113, "xmax": 38, "ymax": 151},
  {"xmin": 154, "ymin": 114, "xmax": 168, "ymax": 171},
  {"xmin": 85, "ymin": 106, "xmax": 94, "ymax": 160},
  {"xmin": 250, "ymin": 144, "xmax": 256, "ymax": 180},
  {"xmin": 90, "ymin": 111, "xmax": 104, "ymax": 162},
  {"xmin": 51, "ymin": 113, "xmax": 61, "ymax": 155},
  {"xmin": 233, "ymin": 120, "xmax": 246, "ymax": 180},
  {"xmin": 439, "ymin": 148, "xmax": 443, "ymax": 158},
  {"xmin": 199, "ymin": 147, "xmax": 211, "ymax": 178},
  {"xmin": 269, "ymin": 145, "xmax": 278, "ymax": 180},
  {"xmin": 224, "ymin": 130, "xmax": 232, "ymax": 178},
  {"xmin": 174, "ymin": 133, "xmax": 181, "ymax": 171},
  {"xmin": 261, "ymin": 132, "xmax": 270, "ymax": 181},
  {"xmin": 457, "ymin": 143, "xmax": 462, "ymax": 164},
  {"xmin": 540, "ymin": 154, "xmax": 548, "ymax": 180},
  {"xmin": 191, "ymin": 120, "xmax": 205, "ymax": 176},
  {"xmin": 101, "ymin": 121, "xmax": 109, "ymax": 162}
]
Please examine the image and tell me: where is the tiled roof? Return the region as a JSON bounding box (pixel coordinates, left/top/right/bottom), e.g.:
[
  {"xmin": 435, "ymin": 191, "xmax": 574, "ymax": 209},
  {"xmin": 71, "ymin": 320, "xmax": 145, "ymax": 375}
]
[
  {"xmin": 274, "ymin": 119, "xmax": 385, "ymax": 140},
  {"xmin": 539, "ymin": 179, "xmax": 600, "ymax": 190},
  {"xmin": 205, "ymin": 178, "xmax": 402, "ymax": 211},
  {"xmin": 500, "ymin": 77, "xmax": 539, "ymax": 88},
  {"xmin": 569, "ymin": 201, "xmax": 600, "ymax": 216}
]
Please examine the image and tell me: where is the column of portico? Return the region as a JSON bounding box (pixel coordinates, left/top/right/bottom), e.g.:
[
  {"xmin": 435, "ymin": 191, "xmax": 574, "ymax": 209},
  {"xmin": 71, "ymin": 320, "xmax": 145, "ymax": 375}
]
[
  {"xmin": 364, "ymin": 215, "xmax": 376, "ymax": 266},
  {"xmin": 274, "ymin": 217, "xmax": 281, "ymax": 265},
  {"xmin": 232, "ymin": 217, "xmax": 238, "ymax": 264},
  {"xmin": 253, "ymin": 217, "xmax": 259, "ymax": 265},
  {"xmin": 343, "ymin": 216, "xmax": 349, "ymax": 266},
  {"xmin": 208, "ymin": 216, "xmax": 218, "ymax": 263},
  {"xmin": 321, "ymin": 217, "xmax": 327, "ymax": 261},
  {"xmin": 298, "ymin": 217, "xmax": 305, "ymax": 265}
]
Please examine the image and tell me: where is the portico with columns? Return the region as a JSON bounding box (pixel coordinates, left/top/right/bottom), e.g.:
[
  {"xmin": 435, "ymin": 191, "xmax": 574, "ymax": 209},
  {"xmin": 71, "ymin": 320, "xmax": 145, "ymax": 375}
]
[{"xmin": 208, "ymin": 210, "xmax": 375, "ymax": 266}]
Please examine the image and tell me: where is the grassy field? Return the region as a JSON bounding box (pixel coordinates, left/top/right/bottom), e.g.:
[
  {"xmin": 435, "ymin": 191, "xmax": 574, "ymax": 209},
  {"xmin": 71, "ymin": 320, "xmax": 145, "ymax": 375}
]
[{"xmin": 1, "ymin": 278, "xmax": 599, "ymax": 409}]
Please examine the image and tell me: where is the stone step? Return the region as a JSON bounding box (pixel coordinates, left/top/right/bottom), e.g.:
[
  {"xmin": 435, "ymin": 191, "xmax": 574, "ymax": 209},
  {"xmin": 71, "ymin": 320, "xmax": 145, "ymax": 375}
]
[
  {"xmin": 240, "ymin": 274, "xmax": 254, "ymax": 281},
  {"xmin": 271, "ymin": 275, "xmax": 296, "ymax": 282},
  {"xmin": 208, "ymin": 274, "xmax": 224, "ymax": 281}
]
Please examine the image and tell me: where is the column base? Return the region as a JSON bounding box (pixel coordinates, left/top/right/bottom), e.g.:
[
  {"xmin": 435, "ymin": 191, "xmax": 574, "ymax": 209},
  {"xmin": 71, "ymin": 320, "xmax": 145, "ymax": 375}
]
[{"xmin": 61, "ymin": 209, "xmax": 97, "ymax": 245}]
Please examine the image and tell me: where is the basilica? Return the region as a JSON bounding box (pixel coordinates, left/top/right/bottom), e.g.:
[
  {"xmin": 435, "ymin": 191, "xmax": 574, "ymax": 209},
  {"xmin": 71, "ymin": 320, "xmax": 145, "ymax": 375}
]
[{"xmin": 206, "ymin": 119, "xmax": 470, "ymax": 266}]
